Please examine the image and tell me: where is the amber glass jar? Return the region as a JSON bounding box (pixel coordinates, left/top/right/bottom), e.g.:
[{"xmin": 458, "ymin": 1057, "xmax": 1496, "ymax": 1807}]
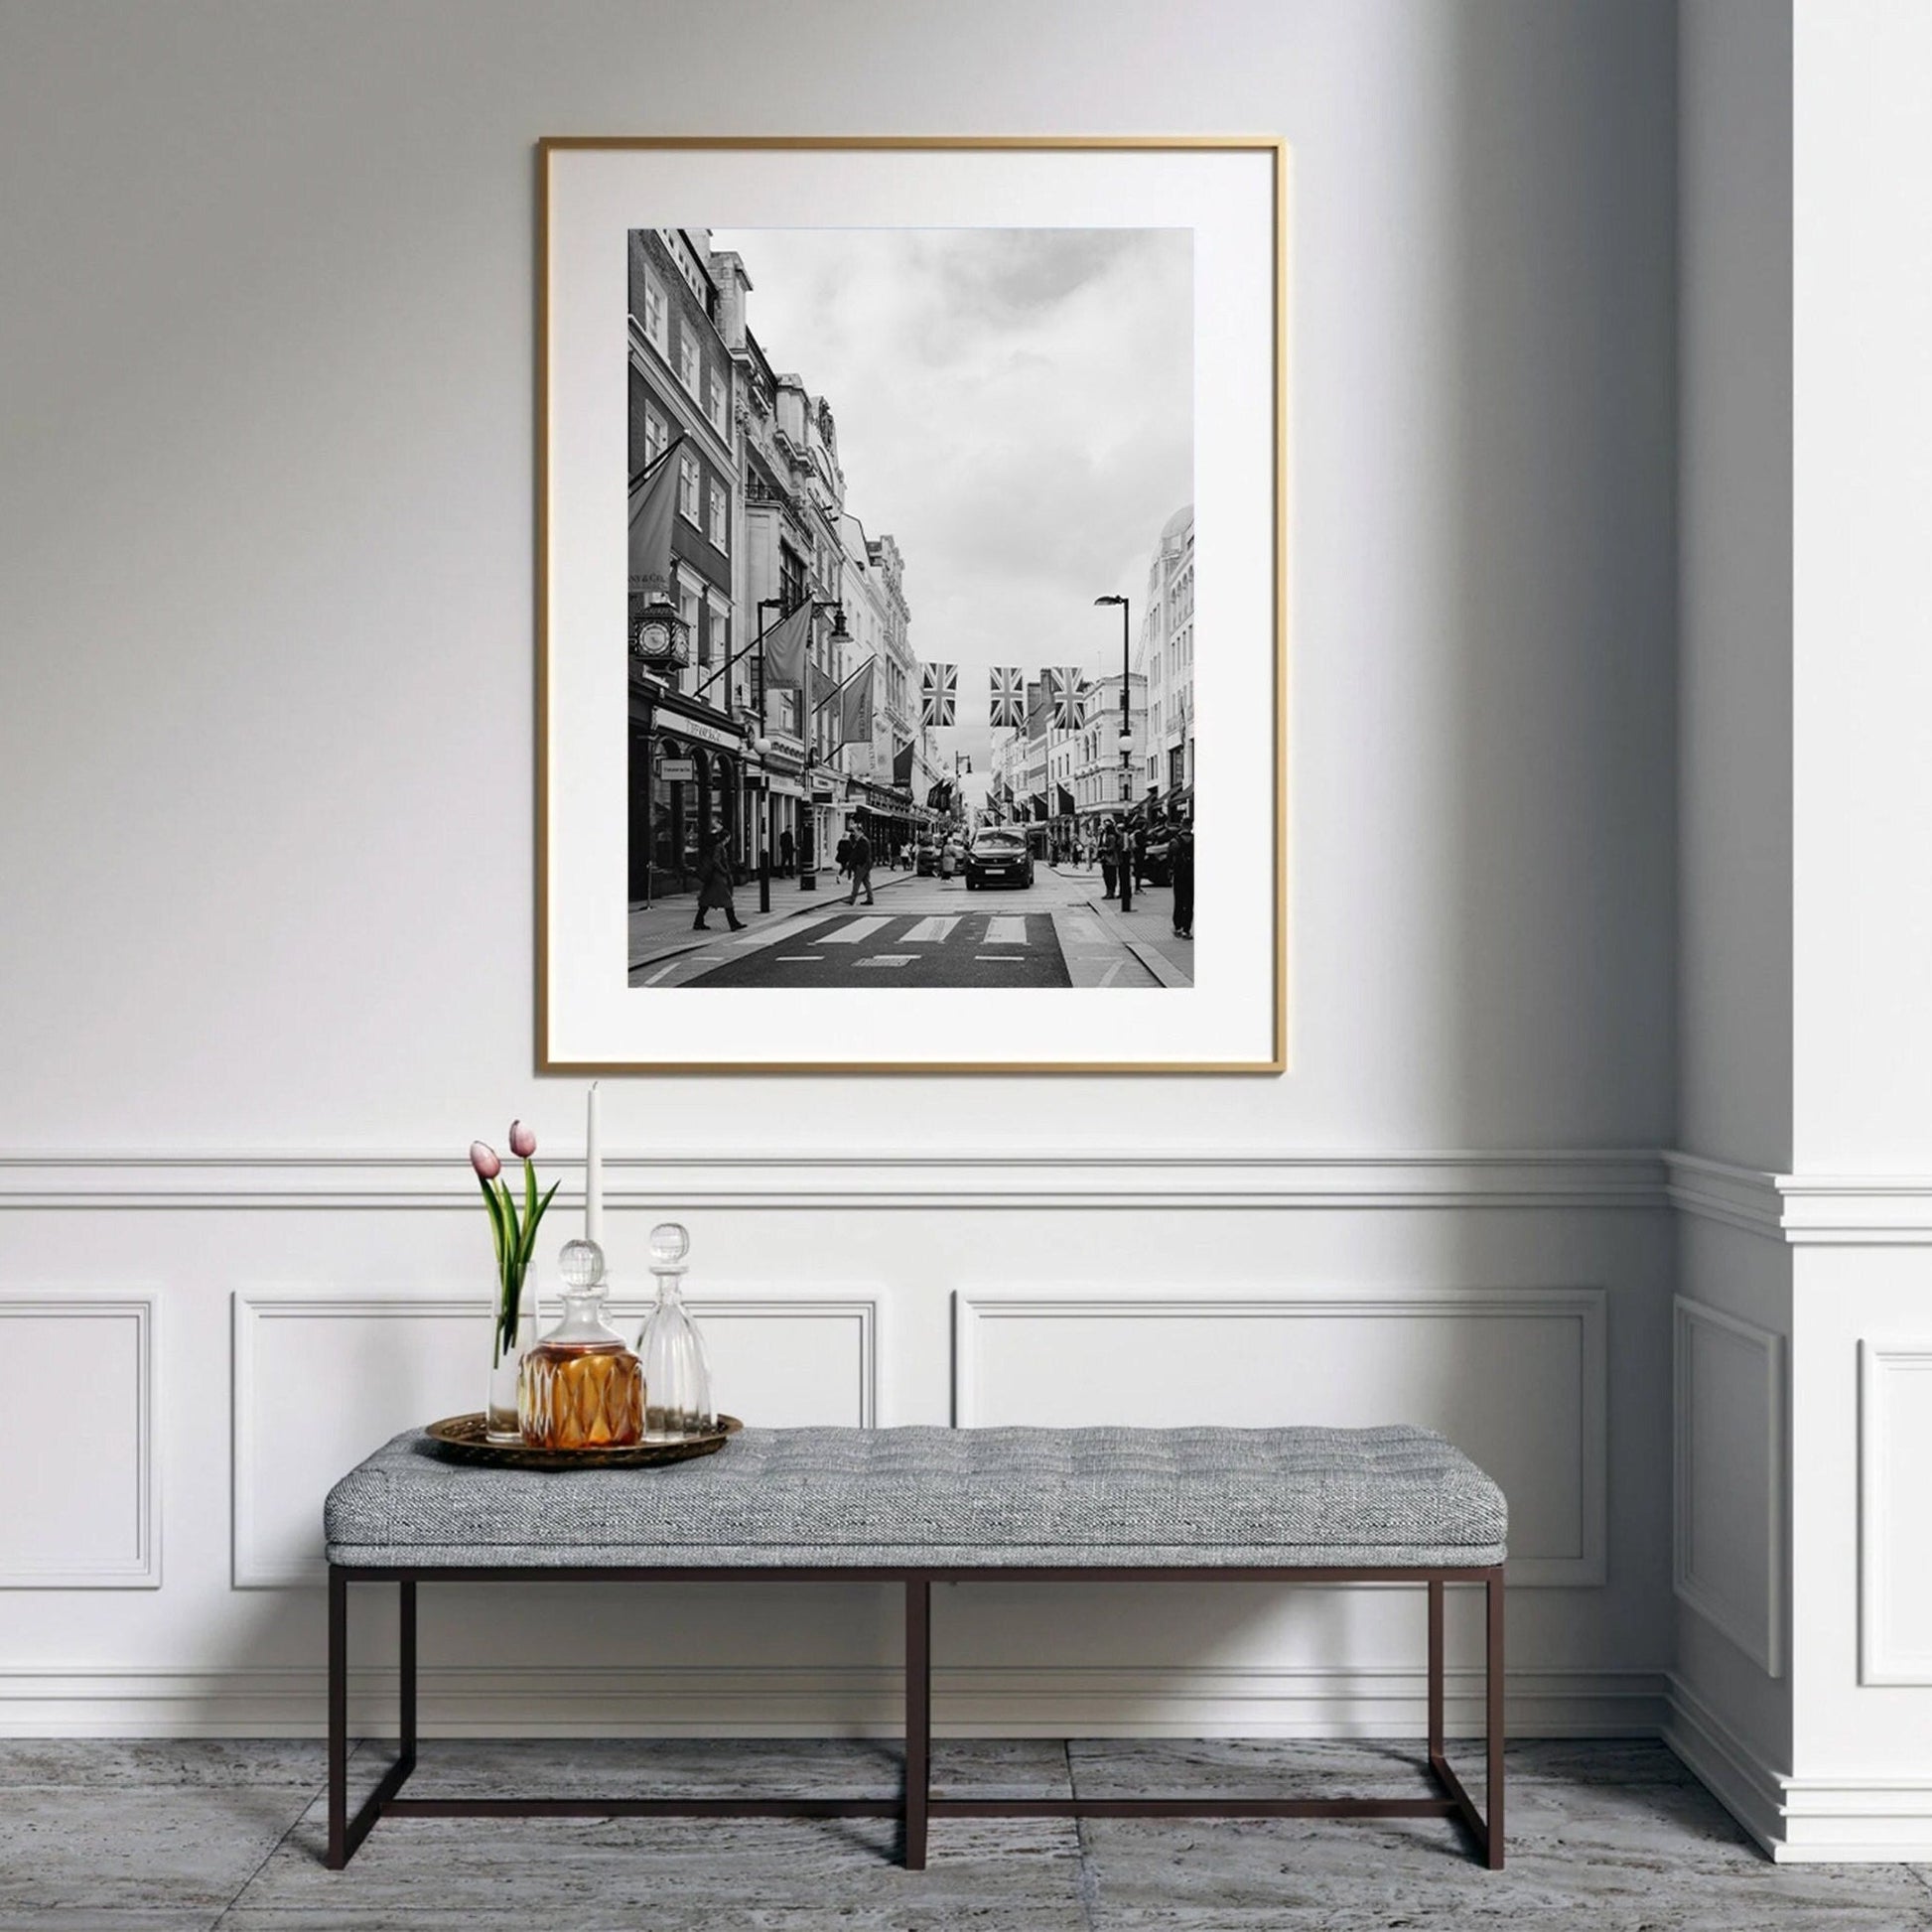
[{"xmin": 518, "ymin": 1238, "xmax": 643, "ymax": 1449}]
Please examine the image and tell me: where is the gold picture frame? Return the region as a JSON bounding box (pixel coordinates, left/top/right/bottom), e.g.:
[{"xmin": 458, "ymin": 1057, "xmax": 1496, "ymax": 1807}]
[{"xmin": 537, "ymin": 135, "xmax": 1289, "ymax": 1074}]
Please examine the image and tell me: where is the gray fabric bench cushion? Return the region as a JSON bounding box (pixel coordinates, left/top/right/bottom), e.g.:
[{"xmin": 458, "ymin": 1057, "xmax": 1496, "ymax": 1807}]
[{"xmin": 325, "ymin": 1424, "xmax": 1506, "ymax": 1570}]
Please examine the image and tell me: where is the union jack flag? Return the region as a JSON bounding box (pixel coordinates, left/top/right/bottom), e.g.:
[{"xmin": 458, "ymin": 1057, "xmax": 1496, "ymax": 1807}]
[
  {"xmin": 989, "ymin": 665, "xmax": 1025, "ymax": 730},
  {"xmin": 920, "ymin": 662, "xmax": 957, "ymax": 728},
  {"xmin": 1048, "ymin": 667, "xmax": 1091, "ymax": 731}
]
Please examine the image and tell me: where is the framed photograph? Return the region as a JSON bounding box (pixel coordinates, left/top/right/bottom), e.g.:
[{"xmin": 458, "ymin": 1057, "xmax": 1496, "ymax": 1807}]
[{"xmin": 539, "ymin": 136, "xmax": 1287, "ymax": 1073}]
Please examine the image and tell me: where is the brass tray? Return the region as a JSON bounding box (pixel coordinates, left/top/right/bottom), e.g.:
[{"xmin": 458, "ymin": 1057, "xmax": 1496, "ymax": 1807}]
[{"xmin": 424, "ymin": 1413, "xmax": 742, "ymax": 1472}]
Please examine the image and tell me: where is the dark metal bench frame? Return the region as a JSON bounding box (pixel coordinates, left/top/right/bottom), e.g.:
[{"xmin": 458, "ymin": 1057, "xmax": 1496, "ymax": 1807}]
[{"xmin": 326, "ymin": 1562, "xmax": 1503, "ymax": 1872}]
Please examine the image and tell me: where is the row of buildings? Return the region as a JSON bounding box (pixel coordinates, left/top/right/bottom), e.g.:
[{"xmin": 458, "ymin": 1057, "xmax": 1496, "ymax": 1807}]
[
  {"xmin": 625, "ymin": 227, "xmax": 947, "ymax": 901},
  {"xmin": 985, "ymin": 503, "xmax": 1196, "ymax": 853}
]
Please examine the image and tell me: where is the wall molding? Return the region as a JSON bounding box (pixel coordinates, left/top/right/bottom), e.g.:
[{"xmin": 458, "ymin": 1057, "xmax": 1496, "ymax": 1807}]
[
  {"xmin": 1673, "ymin": 1297, "xmax": 1785, "ymax": 1676},
  {"xmin": 232, "ymin": 1288, "xmax": 883, "ymax": 1587},
  {"xmin": 955, "ymin": 1285, "xmax": 1607, "ymax": 1587},
  {"xmin": 1859, "ymin": 1338, "xmax": 1932, "ymax": 1685},
  {"xmin": 9, "ymin": 1147, "xmax": 1932, "ymax": 1231},
  {"xmin": 1666, "ymin": 1151, "xmax": 1932, "ymax": 1245},
  {"xmin": 0, "ymin": 1661, "xmax": 1668, "ymax": 1740},
  {"xmin": 0, "ymin": 1295, "xmax": 159, "ymax": 1588},
  {"xmin": 0, "ymin": 1148, "xmax": 1668, "ymax": 1211}
]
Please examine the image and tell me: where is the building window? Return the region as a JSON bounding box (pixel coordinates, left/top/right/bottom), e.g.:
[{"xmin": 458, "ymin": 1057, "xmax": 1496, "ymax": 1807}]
[
  {"xmin": 678, "ymin": 453, "xmax": 700, "ymax": 524},
  {"xmin": 678, "ymin": 330, "xmax": 700, "ymax": 398},
  {"xmin": 643, "ymin": 407, "xmax": 668, "ymax": 472},
  {"xmin": 779, "ymin": 545, "xmax": 806, "ymax": 613},
  {"xmin": 708, "ymin": 481, "xmax": 728, "ymax": 550},
  {"xmin": 706, "ymin": 366, "xmax": 729, "ymax": 437},
  {"xmin": 680, "ymin": 582, "xmax": 702, "ymax": 666},
  {"xmin": 643, "ymin": 273, "xmax": 667, "ymax": 354}
]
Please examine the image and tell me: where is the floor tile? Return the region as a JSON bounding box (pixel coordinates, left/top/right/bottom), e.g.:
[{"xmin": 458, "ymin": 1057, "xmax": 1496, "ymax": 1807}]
[
  {"xmin": 0, "ymin": 1739, "xmax": 323, "ymax": 1790},
  {"xmin": 0, "ymin": 1787, "xmax": 309, "ymax": 1916},
  {"xmin": 227, "ymin": 1801, "xmax": 1084, "ymax": 1925}
]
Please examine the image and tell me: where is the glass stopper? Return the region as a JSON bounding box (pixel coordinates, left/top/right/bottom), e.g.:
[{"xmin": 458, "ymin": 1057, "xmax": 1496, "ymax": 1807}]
[
  {"xmin": 648, "ymin": 1222, "xmax": 690, "ymax": 1269},
  {"xmin": 558, "ymin": 1236, "xmax": 607, "ymax": 1291}
]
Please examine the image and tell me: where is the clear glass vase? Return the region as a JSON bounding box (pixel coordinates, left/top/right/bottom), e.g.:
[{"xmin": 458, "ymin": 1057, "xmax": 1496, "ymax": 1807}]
[
  {"xmin": 636, "ymin": 1221, "xmax": 715, "ymax": 1440},
  {"xmin": 485, "ymin": 1279, "xmax": 539, "ymax": 1443}
]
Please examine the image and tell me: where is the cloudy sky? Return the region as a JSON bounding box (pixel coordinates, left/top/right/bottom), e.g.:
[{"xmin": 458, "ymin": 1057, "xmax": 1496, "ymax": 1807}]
[{"xmin": 711, "ymin": 226, "xmax": 1192, "ymax": 769}]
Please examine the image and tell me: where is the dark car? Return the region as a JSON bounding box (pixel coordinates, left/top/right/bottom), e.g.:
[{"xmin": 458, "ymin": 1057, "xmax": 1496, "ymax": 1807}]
[
  {"xmin": 1140, "ymin": 829, "xmax": 1174, "ymax": 888},
  {"xmin": 914, "ymin": 840, "xmax": 941, "ymax": 877},
  {"xmin": 963, "ymin": 829, "xmax": 1035, "ymax": 890}
]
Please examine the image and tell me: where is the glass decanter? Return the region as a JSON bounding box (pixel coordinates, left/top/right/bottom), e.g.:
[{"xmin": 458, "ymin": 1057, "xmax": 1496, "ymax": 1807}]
[
  {"xmin": 636, "ymin": 1221, "xmax": 715, "ymax": 1441},
  {"xmin": 518, "ymin": 1237, "xmax": 644, "ymax": 1449}
]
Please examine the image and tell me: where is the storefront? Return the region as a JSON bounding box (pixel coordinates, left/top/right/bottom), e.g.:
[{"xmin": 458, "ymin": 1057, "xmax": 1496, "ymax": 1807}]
[{"xmin": 627, "ymin": 674, "xmax": 747, "ymax": 903}]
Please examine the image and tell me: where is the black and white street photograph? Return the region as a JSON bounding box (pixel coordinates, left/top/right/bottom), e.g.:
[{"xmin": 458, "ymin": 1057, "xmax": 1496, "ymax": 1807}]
[{"xmin": 622, "ymin": 223, "xmax": 1196, "ymax": 992}]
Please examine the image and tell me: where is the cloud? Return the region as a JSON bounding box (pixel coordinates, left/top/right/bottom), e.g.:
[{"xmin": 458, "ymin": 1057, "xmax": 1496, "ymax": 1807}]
[{"xmin": 712, "ymin": 224, "xmax": 1193, "ymax": 762}]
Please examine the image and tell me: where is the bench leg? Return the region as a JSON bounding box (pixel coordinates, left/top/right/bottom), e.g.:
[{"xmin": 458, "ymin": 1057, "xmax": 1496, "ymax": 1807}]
[
  {"xmin": 904, "ymin": 1579, "xmax": 930, "ymax": 1870},
  {"xmin": 1424, "ymin": 1571, "xmax": 1504, "ymax": 1869},
  {"xmin": 328, "ymin": 1565, "xmax": 348, "ymax": 1868},
  {"xmin": 399, "ymin": 1579, "xmax": 418, "ymax": 1769},
  {"xmin": 325, "ymin": 1568, "xmax": 421, "ymax": 1871},
  {"xmin": 1427, "ymin": 1579, "xmax": 1445, "ymax": 1761},
  {"xmin": 1486, "ymin": 1569, "xmax": 1505, "ymax": 1868}
]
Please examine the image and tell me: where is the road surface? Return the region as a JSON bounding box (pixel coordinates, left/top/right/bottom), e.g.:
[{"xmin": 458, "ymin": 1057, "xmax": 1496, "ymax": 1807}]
[{"xmin": 628, "ymin": 865, "xmax": 1184, "ymax": 989}]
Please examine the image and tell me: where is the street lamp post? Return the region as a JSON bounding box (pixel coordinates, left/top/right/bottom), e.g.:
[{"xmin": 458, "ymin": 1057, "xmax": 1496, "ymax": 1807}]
[{"xmin": 1093, "ymin": 593, "xmax": 1133, "ymax": 912}]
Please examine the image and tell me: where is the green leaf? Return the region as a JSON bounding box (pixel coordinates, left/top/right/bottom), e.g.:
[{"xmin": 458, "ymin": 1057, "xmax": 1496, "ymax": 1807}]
[
  {"xmin": 479, "ymin": 1173, "xmax": 508, "ymax": 1265},
  {"xmin": 519, "ymin": 1177, "xmax": 563, "ymax": 1265}
]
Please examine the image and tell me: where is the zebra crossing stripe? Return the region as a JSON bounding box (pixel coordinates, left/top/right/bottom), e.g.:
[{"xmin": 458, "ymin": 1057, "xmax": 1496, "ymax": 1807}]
[
  {"xmin": 901, "ymin": 915, "xmax": 961, "ymax": 943},
  {"xmin": 817, "ymin": 916, "xmax": 893, "ymax": 944},
  {"xmin": 984, "ymin": 915, "xmax": 1029, "ymax": 946}
]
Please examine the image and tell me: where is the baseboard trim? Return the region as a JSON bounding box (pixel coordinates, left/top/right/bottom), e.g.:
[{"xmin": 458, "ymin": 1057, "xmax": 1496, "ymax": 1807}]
[
  {"xmin": 0, "ymin": 1663, "xmax": 1666, "ymax": 1740},
  {"xmin": 1666, "ymin": 1676, "xmax": 1932, "ymax": 1863}
]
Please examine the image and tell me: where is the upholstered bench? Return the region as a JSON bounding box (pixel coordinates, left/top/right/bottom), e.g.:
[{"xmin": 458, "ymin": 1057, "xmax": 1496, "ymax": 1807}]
[{"xmin": 324, "ymin": 1424, "xmax": 1507, "ymax": 1869}]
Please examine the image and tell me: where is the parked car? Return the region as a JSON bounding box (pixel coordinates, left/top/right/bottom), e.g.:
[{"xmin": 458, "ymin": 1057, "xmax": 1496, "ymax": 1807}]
[
  {"xmin": 964, "ymin": 828, "xmax": 1035, "ymax": 890},
  {"xmin": 1139, "ymin": 829, "xmax": 1174, "ymax": 888},
  {"xmin": 914, "ymin": 840, "xmax": 940, "ymax": 877}
]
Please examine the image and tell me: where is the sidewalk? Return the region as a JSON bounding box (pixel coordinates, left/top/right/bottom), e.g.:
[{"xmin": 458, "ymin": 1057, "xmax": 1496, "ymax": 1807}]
[
  {"xmin": 627, "ymin": 866, "xmax": 920, "ymax": 971},
  {"xmin": 1049, "ymin": 864, "xmax": 1194, "ymax": 987}
]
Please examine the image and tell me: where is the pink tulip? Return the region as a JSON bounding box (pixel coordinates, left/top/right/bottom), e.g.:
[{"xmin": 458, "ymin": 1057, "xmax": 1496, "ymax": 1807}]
[
  {"xmin": 508, "ymin": 1120, "xmax": 537, "ymax": 1160},
  {"xmin": 470, "ymin": 1141, "xmax": 501, "ymax": 1179}
]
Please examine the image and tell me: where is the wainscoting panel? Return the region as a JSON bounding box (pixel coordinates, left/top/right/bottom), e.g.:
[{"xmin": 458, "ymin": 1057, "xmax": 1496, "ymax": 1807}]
[
  {"xmin": 0, "ymin": 1296, "xmax": 158, "ymax": 1587},
  {"xmin": 1859, "ymin": 1339, "xmax": 1932, "ymax": 1685},
  {"xmin": 1673, "ymin": 1297, "xmax": 1784, "ymax": 1676},
  {"xmin": 954, "ymin": 1287, "xmax": 1606, "ymax": 1587},
  {"xmin": 231, "ymin": 1288, "xmax": 881, "ymax": 1587}
]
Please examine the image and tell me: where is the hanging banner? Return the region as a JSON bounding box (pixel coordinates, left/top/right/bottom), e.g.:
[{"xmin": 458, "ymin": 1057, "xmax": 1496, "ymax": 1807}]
[
  {"xmin": 989, "ymin": 665, "xmax": 1025, "ymax": 729},
  {"xmin": 920, "ymin": 662, "xmax": 957, "ymax": 727}
]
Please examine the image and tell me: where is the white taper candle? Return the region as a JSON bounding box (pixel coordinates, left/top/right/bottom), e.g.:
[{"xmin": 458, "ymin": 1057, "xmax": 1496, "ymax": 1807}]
[{"xmin": 585, "ymin": 1080, "xmax": 603, "ymax": 1244}]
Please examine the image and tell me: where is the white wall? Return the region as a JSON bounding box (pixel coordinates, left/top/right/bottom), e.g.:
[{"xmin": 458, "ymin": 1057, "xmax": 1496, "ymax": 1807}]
[
  {"xmin": 1670, "ymin": 0, "xmax": 1932, "ymax": 1862},
  {"xmin": 0, "ymin": 0, "xmax": 1682, "ymax": 1739},
  {"xmin": 1668, "ymin": 0, "xmax": 1796, "ymax": 1804}
]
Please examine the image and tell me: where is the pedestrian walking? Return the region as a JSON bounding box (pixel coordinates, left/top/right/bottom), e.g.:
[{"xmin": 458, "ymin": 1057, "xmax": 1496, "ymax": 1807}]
[
  {"xmin": 1132, "ymin": 822, "xmax": 1150, "ymax": 892},
  {"xmin": 1170, "ymin": 815, "xmax": 1194, "ymax": 939},
  {"xmin": 778, "ymin": 827, "xmax": 795, "ymax": 878},
  {"xmin": 690, "ymin": 834, "xmax": 745, "ymax": 933},
  {"xmin": 847, "ymin": 825, "xmax": 875, "ymax": 904},
  {"xmin": 1099, "ymin": 819, "xmax": 1120, "ymax": 899},
  {"xmin": 835, "ymin": 831, "xmax": 852, "ymax": 882}
]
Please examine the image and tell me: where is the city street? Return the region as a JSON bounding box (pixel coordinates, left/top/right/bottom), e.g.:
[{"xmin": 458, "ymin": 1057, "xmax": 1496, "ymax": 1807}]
[{"xmin": 627, "ymin": 861, "xmax": 1192, "ymax": 989}]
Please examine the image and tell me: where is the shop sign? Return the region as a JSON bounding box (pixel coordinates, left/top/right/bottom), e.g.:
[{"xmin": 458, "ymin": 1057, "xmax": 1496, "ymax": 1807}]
[{"xmin": 658, "ymin": 758, "xmax": 696, "ymax": 783}]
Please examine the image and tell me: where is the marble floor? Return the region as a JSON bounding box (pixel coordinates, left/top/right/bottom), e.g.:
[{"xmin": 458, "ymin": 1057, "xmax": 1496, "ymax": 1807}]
[{"xmin": 2, "ymin": 1736, "xmax": 1930, "ymax": 1930}]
